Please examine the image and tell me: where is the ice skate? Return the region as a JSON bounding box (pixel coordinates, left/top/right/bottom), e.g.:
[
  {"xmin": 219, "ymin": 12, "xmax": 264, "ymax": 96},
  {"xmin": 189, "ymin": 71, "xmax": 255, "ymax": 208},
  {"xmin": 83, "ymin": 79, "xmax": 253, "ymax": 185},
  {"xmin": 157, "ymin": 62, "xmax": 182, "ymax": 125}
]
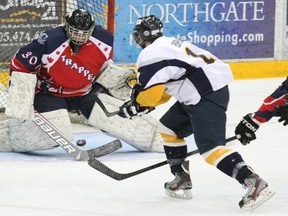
[
  {"xmin": 164, "ymin": 161, "xmax": 192, "ymax": 199},
  {"xmin": 239, "ymin": 173, "xmax": 275, "ymax": 211}
]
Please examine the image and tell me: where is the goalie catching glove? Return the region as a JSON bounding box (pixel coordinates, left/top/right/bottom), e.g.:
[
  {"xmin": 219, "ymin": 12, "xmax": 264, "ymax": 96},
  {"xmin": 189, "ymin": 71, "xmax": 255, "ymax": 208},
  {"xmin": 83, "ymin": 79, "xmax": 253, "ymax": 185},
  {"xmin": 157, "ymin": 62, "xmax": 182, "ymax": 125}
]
[
  {"xmin": 118, "ymin": 84, "xmax": 154, "ymax": 119},
  {"xmin": 235, "ymin": 113, "xmax": 260, "ymax": 145},
  {"xmin": 274, "ymin": 99, "xmax": 288, "ymax": 126}
]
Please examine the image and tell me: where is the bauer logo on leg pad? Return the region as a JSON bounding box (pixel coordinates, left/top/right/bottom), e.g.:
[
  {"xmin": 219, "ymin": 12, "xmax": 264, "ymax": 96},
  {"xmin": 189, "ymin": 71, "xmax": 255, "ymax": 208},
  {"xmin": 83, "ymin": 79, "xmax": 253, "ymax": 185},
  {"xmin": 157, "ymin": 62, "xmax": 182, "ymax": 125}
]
[{"xmin": 33, "ymin": 115, "xmax": 76, "ymax": 153}]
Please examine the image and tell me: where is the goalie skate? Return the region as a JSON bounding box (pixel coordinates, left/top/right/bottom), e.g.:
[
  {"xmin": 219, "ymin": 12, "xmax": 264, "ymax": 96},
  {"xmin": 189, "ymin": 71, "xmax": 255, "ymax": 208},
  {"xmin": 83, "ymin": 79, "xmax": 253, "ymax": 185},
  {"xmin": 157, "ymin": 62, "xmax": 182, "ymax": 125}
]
[
  {"xmin": 239, "ymin": 173, "xmax": 275, "ymax": 211},
  {"xmin": 164, "ymin": 161, "xmax": 192, "ymax": 199}
]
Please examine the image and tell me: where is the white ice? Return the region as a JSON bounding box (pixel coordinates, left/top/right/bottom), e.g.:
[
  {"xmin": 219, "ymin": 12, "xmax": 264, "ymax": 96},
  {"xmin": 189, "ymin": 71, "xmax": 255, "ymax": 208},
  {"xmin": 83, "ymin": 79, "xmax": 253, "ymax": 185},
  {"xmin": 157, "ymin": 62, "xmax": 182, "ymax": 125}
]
[{"xmin": 0, "ymin": 78, "xmax": 287, "ymax": 216}]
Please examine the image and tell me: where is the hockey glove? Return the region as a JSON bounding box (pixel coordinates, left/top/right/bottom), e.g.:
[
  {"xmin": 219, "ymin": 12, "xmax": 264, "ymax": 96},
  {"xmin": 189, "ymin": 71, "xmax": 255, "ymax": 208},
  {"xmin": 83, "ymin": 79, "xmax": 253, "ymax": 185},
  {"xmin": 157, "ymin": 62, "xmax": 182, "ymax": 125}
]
[
  {"xmin": 130, "ymin": 83, "xmax": 142, "ymax": 101},
  {"xmin": 274, "ymin": 102, "xmax": 288, "ymax": 126},
  {"xmin": 118, "ymin": 84, "xmax": 154, "ymax": 119},
  {"xmin": 235, "ymin": 114, "xmax": 259, "ymax": 145},
  {"xmin": 118, "ymin": 100, "xmax": 154, "ymax": 119}
]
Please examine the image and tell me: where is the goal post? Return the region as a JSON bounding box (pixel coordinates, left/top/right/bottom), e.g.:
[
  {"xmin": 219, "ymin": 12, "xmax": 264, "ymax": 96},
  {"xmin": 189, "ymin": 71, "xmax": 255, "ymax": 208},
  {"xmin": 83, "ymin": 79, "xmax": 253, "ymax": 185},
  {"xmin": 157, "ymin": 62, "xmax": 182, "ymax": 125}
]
[
  {"xmin": 0, "ymin": 0, "xmax": 115, "ymax": 109},
  {"xmin": 107, "ymin": 0, "xmax": 115, "ymax": 34}
]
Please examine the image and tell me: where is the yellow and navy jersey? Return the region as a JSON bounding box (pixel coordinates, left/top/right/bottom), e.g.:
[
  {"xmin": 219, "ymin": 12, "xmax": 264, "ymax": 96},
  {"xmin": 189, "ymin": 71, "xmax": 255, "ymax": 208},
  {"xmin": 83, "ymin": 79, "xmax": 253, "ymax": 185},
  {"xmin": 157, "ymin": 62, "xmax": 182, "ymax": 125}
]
[{"xmin": 135, "ymin": 36, "xmax": 234, "ymax": 107}]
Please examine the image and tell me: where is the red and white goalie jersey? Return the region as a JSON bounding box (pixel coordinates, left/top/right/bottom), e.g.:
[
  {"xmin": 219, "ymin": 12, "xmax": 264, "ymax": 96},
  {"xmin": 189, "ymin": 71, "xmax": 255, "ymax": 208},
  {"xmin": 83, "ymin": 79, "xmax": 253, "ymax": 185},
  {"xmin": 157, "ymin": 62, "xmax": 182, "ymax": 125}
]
[{"xmin": 10, "ymin": 25, "xmax": 113, "ymax": 97}]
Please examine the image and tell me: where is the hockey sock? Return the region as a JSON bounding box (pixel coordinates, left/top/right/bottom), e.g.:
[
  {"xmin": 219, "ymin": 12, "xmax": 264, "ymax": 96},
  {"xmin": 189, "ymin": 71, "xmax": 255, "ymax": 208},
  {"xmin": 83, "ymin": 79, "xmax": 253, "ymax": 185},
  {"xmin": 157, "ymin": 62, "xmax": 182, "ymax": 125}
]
[
  {"xmin": 164, "ymin": 145, "xmax": 187, "ymax": 175},
  {"xmin": 216, "ymin": 152, "xmax": 253, "ymax": 184}
]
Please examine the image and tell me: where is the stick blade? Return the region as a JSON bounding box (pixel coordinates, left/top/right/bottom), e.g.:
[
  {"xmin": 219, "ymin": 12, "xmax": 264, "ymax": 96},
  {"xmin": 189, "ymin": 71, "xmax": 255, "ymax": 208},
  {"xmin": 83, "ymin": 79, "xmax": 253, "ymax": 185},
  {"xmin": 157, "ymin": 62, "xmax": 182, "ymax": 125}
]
[
  {"xmin": 87, "ymin": 139, "xmax": 122, "ymax": 158},
  {"xmin": 88, "ymin": 157, "xmax": 126, "ymax": 180}
]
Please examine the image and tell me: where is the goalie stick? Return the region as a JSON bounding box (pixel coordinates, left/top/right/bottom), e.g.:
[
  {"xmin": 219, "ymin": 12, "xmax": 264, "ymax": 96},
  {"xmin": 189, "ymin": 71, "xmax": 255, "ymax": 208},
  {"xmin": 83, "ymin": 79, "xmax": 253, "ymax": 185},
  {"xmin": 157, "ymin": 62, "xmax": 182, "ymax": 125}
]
[
  {"xmin": 88, "ymin": 135, "xmax": 238, "ymax": 180},
  {"xmin": 93, "ymin": 92, "xmax": 155, "ymax": 118},
  {"xmin": 33, "ymin": 111, "xmax": 122, "ymax": 161},
  {"xmin": 0, "ymin": 83, "xmax": 122, "ymax": 160},
  {"xmin": 93, "ymin": 92, "xmax": 119, "ymax": 117}
]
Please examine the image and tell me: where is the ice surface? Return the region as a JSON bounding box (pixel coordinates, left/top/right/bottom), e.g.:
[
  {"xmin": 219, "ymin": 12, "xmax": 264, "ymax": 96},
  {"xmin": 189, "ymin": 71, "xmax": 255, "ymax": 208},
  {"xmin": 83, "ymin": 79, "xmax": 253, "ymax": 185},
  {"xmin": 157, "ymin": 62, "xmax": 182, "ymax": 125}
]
[{"xmin": 0, "ymin": 78, "xmax": 287, "ymax": 216}]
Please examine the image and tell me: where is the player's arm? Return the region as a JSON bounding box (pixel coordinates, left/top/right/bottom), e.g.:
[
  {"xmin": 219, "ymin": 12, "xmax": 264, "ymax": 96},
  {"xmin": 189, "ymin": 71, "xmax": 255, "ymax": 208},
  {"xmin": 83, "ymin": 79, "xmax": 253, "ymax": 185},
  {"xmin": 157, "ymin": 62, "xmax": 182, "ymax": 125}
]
[
  {"xmin": 274, "ymin": 79, "xmax": 288, "ymax": 126},
  {"xmin": 118, "ymin": 83, "xmax": 172, "ymax": 119},
  {"xmin": 235, "ymin": 78, "xmax": 288, "ymax": 145},
  {"xmin": 253, "ymin": 78, "xmax": 288, "ymax": 123},
  {"xmin": 10, "ymin": 33, "xmax": 46, "ymax": 73},
  {"xmin": 136, "ymin": 84, "xmax": 171, "ymax": 107}
]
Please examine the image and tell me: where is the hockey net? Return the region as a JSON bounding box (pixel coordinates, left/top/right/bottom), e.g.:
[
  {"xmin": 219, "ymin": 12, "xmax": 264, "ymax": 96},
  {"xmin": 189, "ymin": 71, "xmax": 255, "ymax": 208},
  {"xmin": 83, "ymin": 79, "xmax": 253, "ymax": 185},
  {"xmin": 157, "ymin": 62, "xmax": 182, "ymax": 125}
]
[{"xmin": 0, "ymin": 0, "xmax": 115, "ymax": 121}]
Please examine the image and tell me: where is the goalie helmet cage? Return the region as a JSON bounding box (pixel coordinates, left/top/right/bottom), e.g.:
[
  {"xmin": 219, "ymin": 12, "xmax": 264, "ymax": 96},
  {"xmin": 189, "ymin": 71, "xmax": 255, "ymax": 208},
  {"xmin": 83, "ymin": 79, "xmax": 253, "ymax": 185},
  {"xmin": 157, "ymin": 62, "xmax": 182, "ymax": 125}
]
[{"xmin": 0, "ymin": 0, "xmax": 115, "ymax": 111}]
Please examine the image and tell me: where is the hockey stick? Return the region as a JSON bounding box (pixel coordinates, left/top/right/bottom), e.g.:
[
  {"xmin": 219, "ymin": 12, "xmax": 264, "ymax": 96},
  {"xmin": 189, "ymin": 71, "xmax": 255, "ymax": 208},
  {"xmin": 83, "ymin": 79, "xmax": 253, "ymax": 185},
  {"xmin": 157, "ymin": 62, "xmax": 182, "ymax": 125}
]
[
  {"xmin": 88, "ymin": 135, "xmax": 238, "ymax": 180},
  {"xmin": 34, "ymin": 112, "xmax": 122, "ymax": 161},
  {"xmin": 93, "ymin": 92, "xmax": 119, "ymax": 117},
  {"xmin": 0, "ymin": 83, "xmax": 122, "ymax": 160}
]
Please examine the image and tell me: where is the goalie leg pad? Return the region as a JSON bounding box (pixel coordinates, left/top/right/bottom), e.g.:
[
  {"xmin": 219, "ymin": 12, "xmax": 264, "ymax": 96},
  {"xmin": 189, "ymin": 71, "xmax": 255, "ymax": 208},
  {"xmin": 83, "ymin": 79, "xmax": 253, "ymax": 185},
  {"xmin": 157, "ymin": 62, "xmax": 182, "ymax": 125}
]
[
  {"xmin": 5, "ymin": 72, "xmax": 36, "ymax": 119},
  {"xmin": 0, "ymin": 120, "xmax": 13, "ymax": 151},
  {"xmin": 7, "ymin": 109, "xmax": 73, "ymax": 152},
  {"xmin": 88, "ymin": 93, "xmax": 164, "ymax": 152}
]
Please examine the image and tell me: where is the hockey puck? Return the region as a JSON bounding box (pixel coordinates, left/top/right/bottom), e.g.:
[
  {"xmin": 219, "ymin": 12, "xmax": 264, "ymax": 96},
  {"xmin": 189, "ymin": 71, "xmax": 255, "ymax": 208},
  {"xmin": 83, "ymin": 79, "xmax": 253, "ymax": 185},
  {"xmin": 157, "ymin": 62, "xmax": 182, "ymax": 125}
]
[{"xmin": 76, "ymin": 139, "xmax": 86, "ymax": 146}]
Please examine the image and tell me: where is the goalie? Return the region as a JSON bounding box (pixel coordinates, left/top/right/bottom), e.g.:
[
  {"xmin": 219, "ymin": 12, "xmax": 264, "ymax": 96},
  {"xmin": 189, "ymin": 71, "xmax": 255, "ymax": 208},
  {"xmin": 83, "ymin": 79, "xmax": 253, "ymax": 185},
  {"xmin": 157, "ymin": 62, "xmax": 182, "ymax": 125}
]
[{"xmin": 0, "ymin": 9, "xmax": 163, "ymax": 153}]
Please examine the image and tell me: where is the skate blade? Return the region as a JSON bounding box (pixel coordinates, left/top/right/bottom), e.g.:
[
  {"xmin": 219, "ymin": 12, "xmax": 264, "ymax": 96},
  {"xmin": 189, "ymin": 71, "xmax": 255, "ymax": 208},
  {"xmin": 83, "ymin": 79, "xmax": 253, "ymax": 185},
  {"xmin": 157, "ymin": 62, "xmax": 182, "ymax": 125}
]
[
  {"xmin": 165, "ymin": 189, "xmax": 192, "ymax": 199},
  {"xmin": 241, "ymin": 187, "xmax": 275, "ymax": 211}
]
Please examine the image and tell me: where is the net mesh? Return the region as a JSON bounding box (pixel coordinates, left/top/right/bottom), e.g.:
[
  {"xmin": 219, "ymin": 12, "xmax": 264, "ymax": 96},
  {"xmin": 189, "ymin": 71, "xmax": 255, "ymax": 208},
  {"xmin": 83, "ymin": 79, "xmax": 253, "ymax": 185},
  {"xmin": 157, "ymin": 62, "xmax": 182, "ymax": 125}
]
[{"xmin": 0, "ymin": 0, "xmax": 114, "ymax": 109}]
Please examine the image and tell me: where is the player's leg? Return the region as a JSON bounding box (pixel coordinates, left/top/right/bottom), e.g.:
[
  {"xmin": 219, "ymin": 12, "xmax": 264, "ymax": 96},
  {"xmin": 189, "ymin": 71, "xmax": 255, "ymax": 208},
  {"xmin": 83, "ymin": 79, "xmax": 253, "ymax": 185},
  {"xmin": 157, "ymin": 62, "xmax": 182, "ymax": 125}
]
[
  {"xmin": 159, "ymin": 101, "xmax": 193, "ymax": 199},
  {"xmin": 0, "ymin": 109, "xmax": 72, "ymax": 152},
  {"xmin": 0, "ymin": 93, "xmax": 72, "ymax": 152},
  {"xmin": 33, "ymin": 91, "xmax": 70, "ymax": 113},
  {"xmin": 187, "ymin": 86, "xmax": 274, "ymax": 210},
  {"xmin": 0, "ymin": 73, "xmax": 73, "ymax": 152}
]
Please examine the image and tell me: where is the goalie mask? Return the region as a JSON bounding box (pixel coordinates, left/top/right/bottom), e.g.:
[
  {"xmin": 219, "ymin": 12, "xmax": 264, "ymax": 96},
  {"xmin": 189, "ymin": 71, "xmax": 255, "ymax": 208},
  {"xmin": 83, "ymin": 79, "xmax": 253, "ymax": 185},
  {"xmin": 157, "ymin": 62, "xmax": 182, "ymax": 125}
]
[
  {"xmin": 133, "ymin": 15, "xmax": 163, "ymax": 48},
  {"xmin": 65, "ymin": 9, "xmax": 95, "ymax": 53}
]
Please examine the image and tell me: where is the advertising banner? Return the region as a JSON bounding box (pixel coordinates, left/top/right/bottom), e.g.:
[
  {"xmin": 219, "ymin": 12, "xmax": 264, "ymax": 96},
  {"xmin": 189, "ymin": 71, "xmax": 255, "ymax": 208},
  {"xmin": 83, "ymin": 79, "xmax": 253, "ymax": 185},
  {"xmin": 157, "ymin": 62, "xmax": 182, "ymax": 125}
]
[
  {"xmin": 0, "ymin": 1, "xmax": 65, "ymax": 63},
  {"xmin": 113, "ymin": 0, "xmax": 275, "ymax": 64},
  {"xmin": 0, "ymin": 1, "xmax": 276, "ymax": 65}
]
